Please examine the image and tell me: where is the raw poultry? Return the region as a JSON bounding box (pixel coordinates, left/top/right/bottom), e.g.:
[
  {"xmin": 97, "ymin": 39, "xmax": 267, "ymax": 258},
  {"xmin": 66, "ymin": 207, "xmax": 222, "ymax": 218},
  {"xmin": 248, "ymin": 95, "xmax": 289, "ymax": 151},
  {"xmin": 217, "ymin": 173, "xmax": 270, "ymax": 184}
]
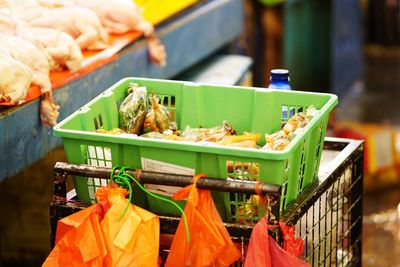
[
  {"xmin": 17, "ymin": 26, "xmax": 83, "ymax": 72},
  {"xmin": 1, "ymin": 0, "xmax": 165, "ymax": 65},
  {"xmin": 40, "ymin": 0, "xmax": 167, "ymax": 66},
  {"xmin": 0, "ymin": 0, "xmax": 166, "ymax": 126},
  {"xmin": 0, "ymin": 19, "xmax": 83, "ymax": 72},
  {"xmin": 40, "ymin": 0, "xmax": 155, "ymax": 34},
  {"xmin": 72, "ymin": 0, "xmax": 167, "ymax": 66},
  {"xmin": 0, "ymin": 55, "xmax": 32, "ymax": 104},
  {"xmin": 0, "ymin": 0, "xmax": 83, "ymax": 72},
  {"xmin": 0, "ymin": 0, "xmax": 108, "ymax": 50},
  {"xmin": 24, "ymin": 6, "xmax": 109, "ymax": 50},
  {"xmin": 0, "ymin": 33, "xmax": 51, "ymax": 95},
  {"xmin": 0, "ymin": 33, "xmax": 59, "ymax": 126}
]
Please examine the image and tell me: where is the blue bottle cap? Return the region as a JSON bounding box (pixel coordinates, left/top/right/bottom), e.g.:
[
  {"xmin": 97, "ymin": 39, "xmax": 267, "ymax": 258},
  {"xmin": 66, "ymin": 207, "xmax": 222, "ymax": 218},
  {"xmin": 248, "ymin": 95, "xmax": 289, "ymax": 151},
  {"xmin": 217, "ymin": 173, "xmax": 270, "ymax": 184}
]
[{"xmin": 270, "ymin": 69, "xmax": 290, "ymax": 81}]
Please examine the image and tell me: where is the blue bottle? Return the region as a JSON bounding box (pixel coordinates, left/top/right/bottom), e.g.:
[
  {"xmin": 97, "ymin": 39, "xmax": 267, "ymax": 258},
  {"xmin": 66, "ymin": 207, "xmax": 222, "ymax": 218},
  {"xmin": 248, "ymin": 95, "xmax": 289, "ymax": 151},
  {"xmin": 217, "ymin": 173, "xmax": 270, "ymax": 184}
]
[
  {"xmin": 267, "ymin": 69, "xmax": 292, "ymax": 90},
  {"xmin": 267, "ymin": 69, "xmax": 293, "ymax": 118}
]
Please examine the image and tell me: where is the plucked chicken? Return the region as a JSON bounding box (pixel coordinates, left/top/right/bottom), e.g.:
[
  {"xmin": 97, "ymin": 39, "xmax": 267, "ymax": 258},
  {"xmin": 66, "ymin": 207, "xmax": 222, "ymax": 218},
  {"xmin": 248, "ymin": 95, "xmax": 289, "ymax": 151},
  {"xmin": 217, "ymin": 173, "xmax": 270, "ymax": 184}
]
[
  {"xmin": 75, "ymin": 0, "xmax": 166, "ymax": 65},
  {"xmin": 19, "ymin": 4, "xmax": 109, "ymax": 50},
  {"xmin": 0, "ymin": 54, "xmax": 32, "ymax": 104},
  {"xmin": 38, "ymin": 0, "xmax": 153, "ymax": 34},
  {"xmin": 18, "ymin": 26, "xmax": 83, "ymax": 72},
  {"xmin": 0, "ymin": 33, "xmax": 51, "ymax": 94},
  {"xmin": 0, "ymin": 14, "xmax": 83, "ymax": 72},
  {"xmin": 0, "ymin": 33, "xmax": 59, "ymax": 126},
  {"xmin": 40, "ymin": 0, "xmax": 166, "ymax": 66}
]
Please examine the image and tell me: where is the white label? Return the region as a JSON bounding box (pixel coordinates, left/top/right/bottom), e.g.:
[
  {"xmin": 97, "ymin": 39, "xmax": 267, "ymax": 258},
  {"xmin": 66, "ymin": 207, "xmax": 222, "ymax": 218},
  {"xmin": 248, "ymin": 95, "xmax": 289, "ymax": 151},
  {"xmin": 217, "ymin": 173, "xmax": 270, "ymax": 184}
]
[
  {"xmin": 141, "ymin": 158, "xmax": 195, "ymax": 197},
  {"xmin": 141, "ymin": 158, "xmax": 195, "ymax": 175},
  {"xmin": 143, "ymin": 184, "xmax": 183, "ymax": 197},
  {"xmin": 66, "ymin": 189, "xmax": 77, "ymax": 201}
]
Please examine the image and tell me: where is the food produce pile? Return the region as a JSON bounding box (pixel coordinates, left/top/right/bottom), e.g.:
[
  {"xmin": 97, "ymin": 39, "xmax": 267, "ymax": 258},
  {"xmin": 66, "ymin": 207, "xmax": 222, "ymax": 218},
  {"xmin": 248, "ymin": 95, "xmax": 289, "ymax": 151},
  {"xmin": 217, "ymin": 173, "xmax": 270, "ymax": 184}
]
[{"xmin": 97, "ymin": 83, "xmax": 319, "ymax": 151}]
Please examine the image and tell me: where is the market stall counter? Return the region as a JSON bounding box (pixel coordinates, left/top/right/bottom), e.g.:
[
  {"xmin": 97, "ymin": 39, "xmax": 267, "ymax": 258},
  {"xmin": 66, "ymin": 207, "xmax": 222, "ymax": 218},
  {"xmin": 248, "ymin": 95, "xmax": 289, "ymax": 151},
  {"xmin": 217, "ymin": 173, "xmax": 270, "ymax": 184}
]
[{"xmin": 0, "ymin": 0, "xmax": 244, "ymax": 181}]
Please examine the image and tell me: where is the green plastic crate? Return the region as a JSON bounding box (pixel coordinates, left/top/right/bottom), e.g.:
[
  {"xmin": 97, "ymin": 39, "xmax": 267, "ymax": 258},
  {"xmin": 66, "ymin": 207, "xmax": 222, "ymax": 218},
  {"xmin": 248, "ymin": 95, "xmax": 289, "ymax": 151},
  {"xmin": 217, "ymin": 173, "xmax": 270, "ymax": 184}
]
[{"xmin": 54, "ymin": 77, "xmax": 337, "ymax": 222}]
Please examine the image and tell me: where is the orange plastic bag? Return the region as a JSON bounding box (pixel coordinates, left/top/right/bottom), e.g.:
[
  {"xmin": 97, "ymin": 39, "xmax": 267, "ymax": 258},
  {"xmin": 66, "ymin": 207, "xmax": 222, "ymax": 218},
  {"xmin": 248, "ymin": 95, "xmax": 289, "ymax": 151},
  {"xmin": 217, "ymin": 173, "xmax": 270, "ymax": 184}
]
[
  {"xmin": 244, "ymin": 216, "xmax": 310, "ymax": 267},
  {"xmin": 101, "ymin": 187, "xmax": 159, "ymax": 267},
  {"xmin": 43, "ymin": 202, "xmax": 107, "ymax": 266},
  {"xmin": 165, "ymin": 174, "xmax": 241, "ymax": 267},
  {"xmin": 43, "ymin": 187, "xmax": 159, "ymax": 267}
]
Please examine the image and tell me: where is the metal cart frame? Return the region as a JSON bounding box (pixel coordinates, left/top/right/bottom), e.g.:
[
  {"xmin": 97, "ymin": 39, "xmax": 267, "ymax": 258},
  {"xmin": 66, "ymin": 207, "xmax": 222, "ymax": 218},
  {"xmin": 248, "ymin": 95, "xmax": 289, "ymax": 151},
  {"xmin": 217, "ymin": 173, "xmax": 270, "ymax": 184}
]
[
  {"xmin": 49, "ymin": 137, "xmax": 363, "ymax": 266},
  {"xmin": 283, "ymin": 137, "xmax": 363, "ymax": 266}
]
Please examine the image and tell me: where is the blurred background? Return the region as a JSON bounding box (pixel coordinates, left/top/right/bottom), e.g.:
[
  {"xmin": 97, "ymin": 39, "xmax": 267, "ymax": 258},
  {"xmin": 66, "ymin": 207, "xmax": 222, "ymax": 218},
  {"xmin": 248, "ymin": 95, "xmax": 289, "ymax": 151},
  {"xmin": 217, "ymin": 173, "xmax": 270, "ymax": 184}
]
[{"xmin": 0, "ymin": 0, "xmax": 399, "ymax": 266}]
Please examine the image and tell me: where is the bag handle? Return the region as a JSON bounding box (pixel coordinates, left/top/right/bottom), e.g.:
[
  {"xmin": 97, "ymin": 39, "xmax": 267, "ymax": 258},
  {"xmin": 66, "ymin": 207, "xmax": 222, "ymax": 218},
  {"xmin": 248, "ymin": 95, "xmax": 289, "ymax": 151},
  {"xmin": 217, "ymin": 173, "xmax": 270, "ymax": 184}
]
[{"xmin": 109, "ymin": 165, "xmax": 191, "ymax": 242}]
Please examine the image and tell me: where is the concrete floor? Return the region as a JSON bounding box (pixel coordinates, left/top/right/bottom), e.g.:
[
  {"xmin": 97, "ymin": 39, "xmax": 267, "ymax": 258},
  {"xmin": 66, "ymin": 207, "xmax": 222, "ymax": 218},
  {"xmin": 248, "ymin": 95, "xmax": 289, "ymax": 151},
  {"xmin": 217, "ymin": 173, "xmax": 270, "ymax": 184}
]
[
  {"xmin": 1, "ymin": 45, "xmax": 400, "ymax": 267},
  {"xmin": 362, "ymin": 188, "xmax": 400, "ymax": 267}
]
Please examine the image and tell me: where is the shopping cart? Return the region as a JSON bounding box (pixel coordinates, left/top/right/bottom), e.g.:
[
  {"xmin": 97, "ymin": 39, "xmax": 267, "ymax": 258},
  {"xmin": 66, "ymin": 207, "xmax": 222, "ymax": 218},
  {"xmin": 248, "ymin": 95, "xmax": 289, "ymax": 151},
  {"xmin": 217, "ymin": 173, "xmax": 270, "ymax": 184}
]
[
  {"xmin": 282, "ymin": 137, "xmax": 363, "ymax": 266},
  {"xmin": 49, "ymin": 137, "xmax": 363, "ymax": 266}
]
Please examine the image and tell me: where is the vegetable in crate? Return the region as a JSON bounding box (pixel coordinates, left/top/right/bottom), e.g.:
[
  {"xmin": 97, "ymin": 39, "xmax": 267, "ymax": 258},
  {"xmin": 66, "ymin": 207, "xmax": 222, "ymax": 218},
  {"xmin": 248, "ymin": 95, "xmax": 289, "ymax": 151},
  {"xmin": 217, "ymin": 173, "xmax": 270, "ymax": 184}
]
[
  {"xmin": 140, "ymin": 131, "xmax": 165, "ymax": 139},
  {"xmin": 263, "ymin": 131, "xmax": 292, "ymax": 151},
  {"xmin": 227, "ymin": 162, "xmax": 260, "ymax": 178},
  {"xmin": 263, "ymin": 105, "xmax": 319, "ymax": 151},
  {"xmin": 181, "ymin": 120, "xmax": 236, "ymax": 142},
  {"xmin": 205, "ymin": 120, "xmax": 237, "ymax": 142},
  {"xmin": 96, "ymin": 128, "xmax": 125, "ymax": 134},
  {"xmin": 119, "ymin": 83, "xmax": 147, "ymax": 134},
  {"xmin": 237, "ymin": 195, "xmax": 261, "ymax": 220},
  {"xmin": 143, "ymin": 92, "xmax": 171, "ymax": 133},
  {"xmin": 219, "ymin": 132, "xmax": 261, "ymax": 148},
  {"xmin": 283, "ymin": 105, "xmax": 318, "ymax": 134},
  {"xmin": 180, "ymin": 127, "xmax": 212, "ymax": 142},
  {"xmin": 141, "ymin": 131, "xmax": 188, "ymax": 142}
]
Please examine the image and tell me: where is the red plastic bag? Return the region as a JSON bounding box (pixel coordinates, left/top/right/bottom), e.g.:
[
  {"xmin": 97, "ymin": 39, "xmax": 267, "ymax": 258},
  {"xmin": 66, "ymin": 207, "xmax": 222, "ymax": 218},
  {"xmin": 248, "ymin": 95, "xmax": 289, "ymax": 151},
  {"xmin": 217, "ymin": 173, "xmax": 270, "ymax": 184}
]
[
  {"xmin": 165, "ymin": 174, "xmax": 241, "ymax": 267},
  {"xmin": 279, "ymin": 220, "xmax": 304, "ymax": 258},
  {"xmin": 243, "ymin": 216, "xmax": 272, "ymax": 267},
  {"xmin": 245, "ymin": 216, "xmax": 310, "ymax": 267}
]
